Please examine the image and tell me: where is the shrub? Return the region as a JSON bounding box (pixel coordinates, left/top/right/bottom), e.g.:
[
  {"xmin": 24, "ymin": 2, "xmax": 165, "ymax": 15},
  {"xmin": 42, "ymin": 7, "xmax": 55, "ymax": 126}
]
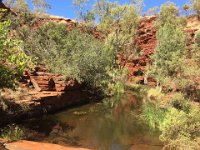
[
  {"xmin": 0, "ymin": 10, "xmax": 31, "ymax": 88},
  {"xmin": 150, "ymin": 2, "xmax": 200, "ymax": 95},
  {"xmin": 0, "ymin": 124, "xmax": 24, "ymax": 141},
  {"xmin": 159, "ymin": 107, "xmax": 200, "ymax": 150},
  {"xmin": 104, "ymin": 68, "xmax": 128, "ymax": 95},
  {"xmin": 156, "ymin": 2, "xmax": 186, "ymax": 28},
  {"xmin": 141, "ymin": 103, "xmax": 165, "ymax": 129},
  {"xmin": 152, "ymin": 22, "xmax": 186, "ymax": 85},
  {"xmin": 20, "ymin": 22, "xmax": 110, "ymax": 87}
]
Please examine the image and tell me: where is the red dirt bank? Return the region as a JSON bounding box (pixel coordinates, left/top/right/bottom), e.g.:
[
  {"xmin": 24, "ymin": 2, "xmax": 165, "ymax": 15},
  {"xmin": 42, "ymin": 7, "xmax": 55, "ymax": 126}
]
[{"xmin": 5, "ymin": 140, "xmax": 89, "ymax": 150}]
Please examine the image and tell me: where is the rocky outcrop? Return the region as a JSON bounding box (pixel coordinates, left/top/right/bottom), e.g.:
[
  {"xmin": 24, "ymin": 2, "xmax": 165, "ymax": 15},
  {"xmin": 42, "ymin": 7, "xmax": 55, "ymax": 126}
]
[
  {"xmin": 136, "ymin": 16, "xmax": 157, "ymax": 56},
  {"xmin": 123, "ymin": 16, "xmax": 157, "ymax": 85},
  {"xmin": 23, "ymin": 65, "xmax": 80, "ymax": 92},
  {"xmin": 0, "ymin": 87, "xmax": 93, "ymax": 126},
  {"xmin": 125, "ymin": 15, "xmax": 200, "ymax": 85},
  {"xmin": 32, "ymin": 15, "xmax": 77, "ymax": 29},
  {"xmin": 0, "ymin": 65, "xmax": 95, "ymax": 126}
]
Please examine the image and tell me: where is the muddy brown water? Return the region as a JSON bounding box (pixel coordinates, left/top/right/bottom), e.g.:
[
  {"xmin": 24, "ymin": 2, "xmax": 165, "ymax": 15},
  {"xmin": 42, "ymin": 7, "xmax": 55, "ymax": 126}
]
[{"xmin": 16, "ymin": 92, "xmax": 163, "ymax": 150}]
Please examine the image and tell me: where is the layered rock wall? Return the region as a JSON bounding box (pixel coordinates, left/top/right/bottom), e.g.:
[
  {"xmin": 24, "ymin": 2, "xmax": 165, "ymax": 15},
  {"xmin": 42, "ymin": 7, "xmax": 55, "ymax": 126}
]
[{"xmin": 126, "ymin": 15, "xmax": 200, "ymax": 84}]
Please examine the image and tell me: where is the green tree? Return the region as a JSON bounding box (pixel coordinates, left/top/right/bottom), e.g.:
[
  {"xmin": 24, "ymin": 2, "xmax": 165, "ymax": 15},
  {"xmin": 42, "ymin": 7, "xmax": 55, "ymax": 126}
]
[
  {"xmin": 151, "ymin": 2, "xmax": 200, "ymax": 95},
  {"xmin": 95, "ymin": 2, "xmax": 139, "ymax": 68},
  {"xmin": 152, "ymin": 22, "xmax": 186, "ymax": 87},
  {"xmin": 151, "ymin": 3, "xmax": 187, "ymax": 88},
  {"xmin": 4, "ymin": 0, "xmax": 50, "ymax": 13},
  {"xmin": 156, "ymin": 2, "xmax": 186, "ymax": 28},
  {"xmin": 73, "ymin": 0, "xmax": 90, "ymax": 21},
  {"xmin": 19, "ymin": 22, "xmax": 110, "ymax": 87}
]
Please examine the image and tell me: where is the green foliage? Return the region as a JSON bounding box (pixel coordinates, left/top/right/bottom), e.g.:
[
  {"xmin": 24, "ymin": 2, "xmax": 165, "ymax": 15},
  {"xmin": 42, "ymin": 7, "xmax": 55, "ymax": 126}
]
[
  {"xmin": 97, "ymin": 2, "xmax": 139, "ymax": 67},
  {"xmin": 0, "ymin": 124, "xmax": 24, "ymax": 141},
  {"xmin": 0, "ymin": 10, "xmax": 31, "ymax": 88},
  {"xmin": 150, "ymin": 2, "xmax": 200, "ymax": 95},
  {"xmin": 141, "ymin": 103, "xmax": 165, "ymax": 129},
  {"xmin": 183, "ymin": 4, "xmax": 190, "ymax": 11},
  {"xmin": 152, "ymin": 22, "xmax": 186, "ymax": 85},
  {"xmin": 156, "ymin": 2, "xmax": 186, "ymax": 28},
  {"xmin": 5, "ymin": 0, "xmax": 50, "ymax": 13},
  {"xmin": 174, "ymin": 29, "xmax": 200, "ymax": 96},
  {"xmin": 0, "ymin": 66, "xmax": 16, "ymax": 88},
  {"xmin": 192, "ymin": 30, "xmax": 200, "ymax": 71},
  {"xmin": 160, "ymin": 107, "xmax": 200, "ymax": 150},
  {"xmin": 142, "ymin": 89, "xmax": 200, "ymax": 149},
  {"xmin": 104, "ymin": 68, "xmax": 128, "ymax": 95},
  {"xmin": 20, "ymin": 22, "xmax": 109, "ymax": 87},
  {"xmin": 147, "ymin": 87, "xmax": 163, "ymax": 102}
]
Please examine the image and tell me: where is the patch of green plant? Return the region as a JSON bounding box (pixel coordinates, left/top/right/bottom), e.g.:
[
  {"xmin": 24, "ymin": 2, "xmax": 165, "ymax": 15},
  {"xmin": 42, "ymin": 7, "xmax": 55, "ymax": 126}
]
[
  {"xmin": 0, "ymin": 9, "xmax": 32, "ymax": 88},
  {"xmin": 159, "ymin": 107, "xmax": 200, "ymax": 150},
  {"xmin": 141, "ymin": 89, "xmax": 200, "ymax": 149},
  {"xmin": 141, "ymin": 103, "xmax": 166, "ymax": 130},
  {"xmin": 103, "ymin": 68, "xmax": 128, "ymax": 96},
  {"xmin": 0, "ymin": 66, "xmax": 16, "ymax": 89},
  {"xmin": 0, "ymin": 124, "xmax": 24, "ymax": 141}
]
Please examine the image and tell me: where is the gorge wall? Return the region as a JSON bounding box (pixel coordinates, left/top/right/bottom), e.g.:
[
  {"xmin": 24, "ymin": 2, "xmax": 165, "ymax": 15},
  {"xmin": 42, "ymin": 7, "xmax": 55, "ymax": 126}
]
[
  {"xmin": 1, "ymin": 2, "xmax": 200, "ymax": 124},
  {"xmin": 20, "ymin": 14, "xmax": 200, "ymax": 92},
  {"xmin": 126, "ymin": 15, "xmax": 200, "ymax": 84}
]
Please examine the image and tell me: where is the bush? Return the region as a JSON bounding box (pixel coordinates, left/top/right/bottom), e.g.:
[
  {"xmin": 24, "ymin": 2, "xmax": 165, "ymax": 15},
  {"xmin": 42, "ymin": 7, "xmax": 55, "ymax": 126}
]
[
  {"xmin": 0, "ymin": 66, "xmax": 15, "ymax": 88},
  {"xmin": 156, "ymin": 2, "xmax": 186, "ymax": 28},
  {"xmin": 141, "ymin": 103, "xmax": 165, "ymax": 129},
  {"xmin": 0, "ymin": 10, "xmax": 31, "ymax": 88},
  {"xmin": 0, "ymin": 124, "xmax": 24, "ymax": 141},
  {"xmin": 160, "ymin": 107, "xmax": 200, "ymax": 150},
  {"xmin": 104, "ymin": 68, "xmax": 128, "ymax": 95},
  {"xmin": 141, "ymin": 92, "xmax": 200, "ymax": 149},
  {"xmin": 152, "ymin": 22, "xmax": 186, "ymax": 85},
  {"xmin": 20, "ymin": 22, "xmax": 110, "ymax": 87}
]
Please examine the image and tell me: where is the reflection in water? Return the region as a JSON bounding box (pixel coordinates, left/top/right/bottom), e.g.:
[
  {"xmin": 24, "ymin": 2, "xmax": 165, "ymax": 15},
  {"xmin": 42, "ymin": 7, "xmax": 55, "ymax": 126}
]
[{"xmin": 19, "ymin": 92, "xmax": 163, "ymax": 150}]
